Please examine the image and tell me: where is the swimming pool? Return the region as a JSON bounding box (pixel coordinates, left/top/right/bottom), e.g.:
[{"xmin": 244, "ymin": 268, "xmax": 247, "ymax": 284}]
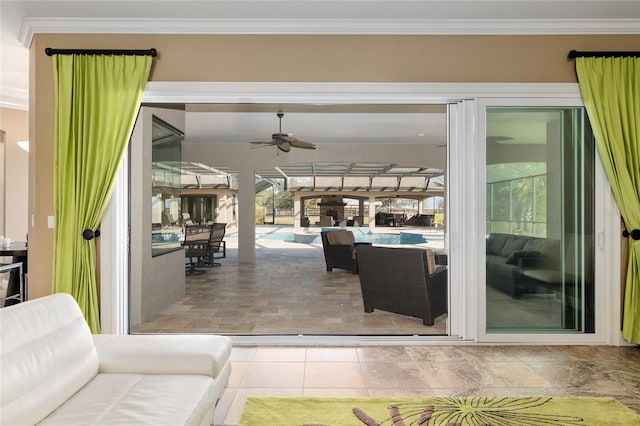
[{"xmin": 256, "ymin": 231, "xmax": 427, "ymax": 245}]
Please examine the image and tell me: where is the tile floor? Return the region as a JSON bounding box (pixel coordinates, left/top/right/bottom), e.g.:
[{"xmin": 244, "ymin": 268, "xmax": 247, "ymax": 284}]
[
  {"xmin": 132, "ymin": 225, "xmax": 640, "ymax": 424},
  {"xmin": 133, "ymin": 226, "xmax": 448, "ymax": 335},
  {"xmin": 214, "ymin": 345, "xmax": 640, "ymax": 425},
  {"xmin": 134, "ymin": 225, "xmax": 571, "ymax": 336}
]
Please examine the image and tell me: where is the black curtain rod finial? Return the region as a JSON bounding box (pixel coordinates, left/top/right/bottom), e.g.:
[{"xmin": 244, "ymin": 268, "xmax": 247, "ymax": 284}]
[{"xmin": 45, "ymin": 47, "xmax": 157, "ymax": 57}]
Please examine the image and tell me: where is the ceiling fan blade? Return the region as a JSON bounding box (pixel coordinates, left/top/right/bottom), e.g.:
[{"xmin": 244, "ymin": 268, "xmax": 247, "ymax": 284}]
[
  {"xmin": 283, "ymin": 136, "xmax": 316, "ymax": 149},
  {"xmin": 250, "ymin": 141, "xmax": 277, "ymax": 150},
  {"xmin": 277, "ymin": 141, "xmax": 291, "ymax": 152},
  {"xmin": 289, "ymin": 139, "xmax": 316, "ymax": 149}
]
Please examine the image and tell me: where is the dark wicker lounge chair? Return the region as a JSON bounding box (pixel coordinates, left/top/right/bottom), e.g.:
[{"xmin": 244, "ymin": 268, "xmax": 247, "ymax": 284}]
[{"xmin": 356, "ymin": 245, "xmax": 448, "ymax": 326}]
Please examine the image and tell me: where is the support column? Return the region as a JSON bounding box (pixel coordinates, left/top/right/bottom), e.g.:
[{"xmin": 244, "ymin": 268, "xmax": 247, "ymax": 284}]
[
  {"xmin": 293, "ymin": 194, "xmax": 302, "ymax": 230},
  {"xmin": 358, "ymin": 198, "xmax": 365, "ymax": 226},
  {"xmin": 368, "ymin": 196, "xmax": 376, "ymax": 229},
  {"xmin": 418, "ymin": 197, "xmax": 424, "ymax": 214},
  {"xmin": 218, "ymin": 193, "xmax": 228, "ymax": 224},
  {"xmin": 238, "ymin": 165, "xmax": 256, "ymax": 263}
]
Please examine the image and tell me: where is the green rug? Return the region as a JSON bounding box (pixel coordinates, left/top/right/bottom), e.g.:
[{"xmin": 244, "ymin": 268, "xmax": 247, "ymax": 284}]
[{"xmin": 238, "ymin": 396, "xmax": 640, "ymax": 425}]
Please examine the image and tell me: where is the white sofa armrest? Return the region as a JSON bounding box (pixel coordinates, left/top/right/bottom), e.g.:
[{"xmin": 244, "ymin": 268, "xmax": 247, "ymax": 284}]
[{"xmin": 92, "ymin": 334, "xmax": 232, "ymax": 378}]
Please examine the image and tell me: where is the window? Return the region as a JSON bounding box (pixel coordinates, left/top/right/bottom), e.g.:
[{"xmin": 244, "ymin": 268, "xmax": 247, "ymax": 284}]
[{"xmin": 151, "ymin": 115, "xmax": 184, "ymax": 256}]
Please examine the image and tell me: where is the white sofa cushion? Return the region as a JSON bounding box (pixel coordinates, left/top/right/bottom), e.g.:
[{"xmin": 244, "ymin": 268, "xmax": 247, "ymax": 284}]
[
  {"xmin": 1, "ymin": 293, "xmax": 99, "ymax": 425},
  {"xmin": 38, "ymin": 373, "xmax": 216, "ymax": 426},
  {"xmin": 93, "ymin": 334, "xmax": 231, "ymax": 378}
]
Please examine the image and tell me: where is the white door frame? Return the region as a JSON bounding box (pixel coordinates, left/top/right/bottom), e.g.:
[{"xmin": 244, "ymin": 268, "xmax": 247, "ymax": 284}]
[{"xmin": 101, "ymin": 81, "xmax": 622, "ymax": 345}]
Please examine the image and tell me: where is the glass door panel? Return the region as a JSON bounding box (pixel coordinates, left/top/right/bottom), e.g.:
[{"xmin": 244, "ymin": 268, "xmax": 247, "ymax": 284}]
[
  {"xmin": 182, "ymin": 195, "xmax": 217, "ymax": 225},
  {"xmin": 485, "ymin": 107, "xmax": 595, "ymax": 333}
]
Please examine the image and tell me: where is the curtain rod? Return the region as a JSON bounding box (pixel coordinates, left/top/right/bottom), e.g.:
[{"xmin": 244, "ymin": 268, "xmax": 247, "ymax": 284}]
[
  {"xmin": 568, "ymin": 49, "xmax": 640, "ymax": 59},
  {"xmin": 45, "ymin": 48, "xmax": 157, "ymax": 57}
]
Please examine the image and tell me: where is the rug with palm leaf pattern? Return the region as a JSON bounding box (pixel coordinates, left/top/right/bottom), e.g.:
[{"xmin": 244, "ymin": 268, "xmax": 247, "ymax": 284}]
[{"xmin": 238, "ymin": 396, "xmax": 640, "ymax": 425}]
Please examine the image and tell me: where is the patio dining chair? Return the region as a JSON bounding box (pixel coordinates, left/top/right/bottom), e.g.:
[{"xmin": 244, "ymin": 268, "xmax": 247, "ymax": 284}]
[
  {"xmin": 183, "ymin": 224, "xmax": 213, "ymax": 275},
  {"xmin": 206, "ymin": 223, "xmax": 227, "ymax": 267}
]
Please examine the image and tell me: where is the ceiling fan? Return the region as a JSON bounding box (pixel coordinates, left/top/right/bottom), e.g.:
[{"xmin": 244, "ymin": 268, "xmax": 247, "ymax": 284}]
[{"xmin": 250, "ymin": 112, "xmax": 317, "ymax": 152}]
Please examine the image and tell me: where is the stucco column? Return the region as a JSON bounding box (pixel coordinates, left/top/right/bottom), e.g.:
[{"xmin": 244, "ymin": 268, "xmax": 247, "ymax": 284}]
[
  {"xmin": 238, "ymin": 165, "xmax": 255, "ymax": 263},
  {"xmin": 418, "ymin": 198, "xmax": 424, "ymax": 214},
  {"xmin": 368, "ymin": 196, "xmax": 376, "ymax": 228},
  {"xmin": 217, "ymin": 193, "xmax": 227, "ymax": 224},
  {"xmin": 226, "ymin": 193, "xmax": 234, "ymax": 225},
  {"xmin": 293, "ymin": 194, "xmax": 302, "ymax": 230}
]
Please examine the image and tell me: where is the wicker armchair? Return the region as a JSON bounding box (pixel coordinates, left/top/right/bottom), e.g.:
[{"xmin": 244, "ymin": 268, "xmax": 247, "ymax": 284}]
[
  {"xmin": 356, "ymin": 245, "xmax": 447, "ymax": 326},
  {"xmin": 320, "ymin": 230, "xmax": 369, "ymax": 274}
]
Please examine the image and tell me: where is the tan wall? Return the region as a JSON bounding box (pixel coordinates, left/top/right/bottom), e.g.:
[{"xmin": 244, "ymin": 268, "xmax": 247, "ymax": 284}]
[{"xmin": 29, "ymin": 33, "xmax": 640, "ymax": 298}]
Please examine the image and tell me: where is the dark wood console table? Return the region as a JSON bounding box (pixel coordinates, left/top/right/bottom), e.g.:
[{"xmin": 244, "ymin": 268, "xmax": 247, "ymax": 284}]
[{"xmin": 0, "ymin": 242, "xmax": 28, "ymax": 306}]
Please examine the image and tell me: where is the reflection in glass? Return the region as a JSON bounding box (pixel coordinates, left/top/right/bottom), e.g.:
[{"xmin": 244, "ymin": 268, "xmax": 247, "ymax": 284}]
[
  {"xmin": 485, "ymin": 107, "xmax": 595, "ymax": 333},
  {"xmin": 151, "ymin": 115, "xmax": 184, "ymax": 256},
  {"xmin": 181, "ymin": 195, "xmax": 217, "ymax": 225}
]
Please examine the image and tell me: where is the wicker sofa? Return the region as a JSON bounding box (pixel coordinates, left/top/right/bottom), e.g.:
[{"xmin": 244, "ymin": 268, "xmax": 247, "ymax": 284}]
[
  {"xmin": 356, "ymin": 245, "xmax": 447, "ymax": 326},
  {"xmin": 486, "ymin": 232, "xmax": 561, "ymax": 298}
]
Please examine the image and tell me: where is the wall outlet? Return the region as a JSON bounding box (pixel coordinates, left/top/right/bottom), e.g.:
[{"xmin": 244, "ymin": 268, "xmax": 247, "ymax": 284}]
[{"xmin": 47, "ymin": 216, "xmax": 54, "ymax": 229}]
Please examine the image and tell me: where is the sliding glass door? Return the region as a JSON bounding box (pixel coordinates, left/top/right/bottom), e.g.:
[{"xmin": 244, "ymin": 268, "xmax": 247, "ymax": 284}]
[{"xmin": 485, "ymin": 106, "xmax": 595, "ymax": 333}]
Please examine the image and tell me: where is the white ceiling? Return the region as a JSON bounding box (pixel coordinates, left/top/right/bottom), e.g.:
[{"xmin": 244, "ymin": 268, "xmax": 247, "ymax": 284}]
[{"xmin": 184, "ymin": 108, "xmax": 447, "ymax": 145}]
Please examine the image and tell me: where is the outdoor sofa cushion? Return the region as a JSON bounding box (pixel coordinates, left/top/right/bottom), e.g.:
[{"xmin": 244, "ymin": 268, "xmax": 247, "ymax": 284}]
[{"xmin": 327, "ymin": 231, "xmax": 355, "ymax": 245}]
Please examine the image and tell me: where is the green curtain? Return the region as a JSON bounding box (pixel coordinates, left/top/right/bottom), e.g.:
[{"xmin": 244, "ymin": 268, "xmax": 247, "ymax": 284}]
[
  {"xmin": 52, "ymin": 54, "xmax": 152, "ymax": 333},
  {"xmin": 576, "ymin": 57, "xmax": 640, "ymax": 344}
]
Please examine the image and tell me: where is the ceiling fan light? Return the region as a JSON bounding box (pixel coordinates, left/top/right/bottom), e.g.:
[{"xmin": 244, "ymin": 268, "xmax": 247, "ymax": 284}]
[
  {"xmin": 278, "ymin": 141, "xmax": 291, "ymax": 152},
  {"xmin": 487, "ymin": 135, "xmax": 514, "ymax": 143}
]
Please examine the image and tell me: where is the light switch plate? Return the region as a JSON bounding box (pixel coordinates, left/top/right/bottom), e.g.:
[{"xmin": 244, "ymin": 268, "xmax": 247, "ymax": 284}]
[{"xmin": 48, "ymin": 216, "xmax": 54, "ymax": 228}]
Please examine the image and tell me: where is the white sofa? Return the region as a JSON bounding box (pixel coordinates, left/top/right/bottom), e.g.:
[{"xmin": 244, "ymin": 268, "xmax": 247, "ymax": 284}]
[{"xmin": 0, "ymin": 293, "xmax": 232, "ymax": 425}]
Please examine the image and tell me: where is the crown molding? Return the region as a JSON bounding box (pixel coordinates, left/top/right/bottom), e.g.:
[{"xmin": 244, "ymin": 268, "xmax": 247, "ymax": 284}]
[
  {"xmin": 19, "ymin": 17, "xmax": 640, "ymax": 47},
  {"xmin": 0, "ymin": 100, "xmax": 29, "ymax": 111},
  {"xmin": 0, "ymin": 88, "xmax": 29, "ymax": 111}
]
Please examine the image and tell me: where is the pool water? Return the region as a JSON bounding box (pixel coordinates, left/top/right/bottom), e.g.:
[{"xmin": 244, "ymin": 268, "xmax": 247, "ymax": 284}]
[
  {"xmin": 372, "ymin": 232, "xmax": 427, "ymax": 245},
  {"xmin": 257, "ymin": 233, "xmax": 295, "ymax": 241},
  {"xmin": 256, "ymin": 231, "xmax": 426, "ymax": 245}
]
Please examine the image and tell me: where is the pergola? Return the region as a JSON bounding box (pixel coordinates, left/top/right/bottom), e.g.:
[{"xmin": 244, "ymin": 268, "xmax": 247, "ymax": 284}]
[{"xmin": 163, "ymin": 161, "xmax": 445, "ymax": 228}]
